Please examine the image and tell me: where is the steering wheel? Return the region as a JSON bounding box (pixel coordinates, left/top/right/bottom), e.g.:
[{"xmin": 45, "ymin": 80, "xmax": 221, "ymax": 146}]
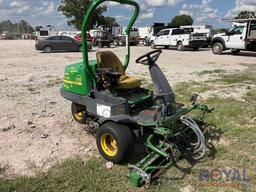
[{"xmin": 136, "ymin": 49, "xmax": 162, "ymax": 65}]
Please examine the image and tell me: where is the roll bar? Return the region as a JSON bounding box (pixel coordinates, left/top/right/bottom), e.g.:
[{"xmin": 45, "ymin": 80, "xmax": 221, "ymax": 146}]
[{"xmin": 81, "ymin": 0, "xmax": 140, "ymax": 77}]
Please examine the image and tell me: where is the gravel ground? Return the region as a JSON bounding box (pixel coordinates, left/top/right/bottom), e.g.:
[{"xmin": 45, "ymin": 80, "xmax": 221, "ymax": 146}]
[{"xmin": 0, "ymin": 40, "xmax": 255, "ymax": 176}]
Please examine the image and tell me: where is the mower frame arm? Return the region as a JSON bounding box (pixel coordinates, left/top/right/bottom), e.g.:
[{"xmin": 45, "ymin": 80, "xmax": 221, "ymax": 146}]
[{"xmin": 81, "ymin": 0, "xmax": 140, "ymax": 83}]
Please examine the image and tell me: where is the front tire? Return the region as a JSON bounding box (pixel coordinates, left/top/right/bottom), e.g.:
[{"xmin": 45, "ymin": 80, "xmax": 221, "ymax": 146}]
[
  {"xmin": 114, "ymin": 39, "xmax": 119, "ymax": 46},
  {"xmin": 212, "ymin": 43, "xmax": 223, "ymax": 55},
  {"xmin": 177, "ymin": 42, "xmax": 185, "ymax": 51},
  {"xmin": 96, "ymin": 122, "xmax": 134, "ymax": 163},
  {"xmin": 71, "ymin": 103, "xmax": 87, "ymax": 124},
  {"xmin": 143, "ymin": 39, "xmax": 148, "ymax": 46},
  {"xmin": 44, "ymin": 46, "xmax": 52, "ymax": 53},
  {"xmin": 151, "ymin": 41, "xmax": 156, "ymax": 49}
]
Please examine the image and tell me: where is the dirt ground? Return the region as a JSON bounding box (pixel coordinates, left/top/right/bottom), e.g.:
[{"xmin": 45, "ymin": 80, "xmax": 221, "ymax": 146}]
[{"xmin": 0, "ymin": 40, "xmax": 255, "ymax": 176}]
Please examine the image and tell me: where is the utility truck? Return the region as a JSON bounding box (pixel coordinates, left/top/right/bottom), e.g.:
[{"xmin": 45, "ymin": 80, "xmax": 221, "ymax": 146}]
[
  {"xmin": 150, "ymin": 28, "xmax": 208, "ymax": 51},
  {"xmin": 211, "ymin": 18, "xmax": 256, "ymax": 54}
]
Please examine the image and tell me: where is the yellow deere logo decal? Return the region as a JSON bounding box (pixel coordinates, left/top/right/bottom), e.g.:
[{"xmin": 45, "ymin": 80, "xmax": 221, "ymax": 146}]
[{"xmin": 64, "ymin": 79, "xmax": 82, "ymax": 86}]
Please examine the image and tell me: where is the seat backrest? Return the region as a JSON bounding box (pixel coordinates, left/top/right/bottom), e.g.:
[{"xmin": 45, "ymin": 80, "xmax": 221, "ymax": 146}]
[
  {"xmin": 96, "ymin": 51, "xmax": 125, "ymax": 74},
  {"xmin": 149, "ymin": 63, "xmax": 176, "ymax": 115}
]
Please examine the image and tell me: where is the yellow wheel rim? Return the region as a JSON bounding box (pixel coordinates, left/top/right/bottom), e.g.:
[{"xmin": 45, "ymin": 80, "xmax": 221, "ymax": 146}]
[
  {"xmin": 74, "ymin": 112, "xmax": 83, "ymax": 120},
  {"xmin": 100, "ymin": 133, "xmax": 118, "ymax": 157}
]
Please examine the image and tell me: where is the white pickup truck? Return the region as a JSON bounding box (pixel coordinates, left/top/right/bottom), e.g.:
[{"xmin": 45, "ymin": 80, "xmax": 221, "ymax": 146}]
[
  {"xmin": 150, "ymin": 28, "xmax": 208, "ymax": 51},
  {"xmin": 211, "ymin": 18, "xmax": 256, "ymax": 54}
]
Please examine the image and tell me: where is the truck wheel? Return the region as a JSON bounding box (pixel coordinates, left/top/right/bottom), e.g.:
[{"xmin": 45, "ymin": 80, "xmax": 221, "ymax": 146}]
[
  {"xmin": 212, "ymin": 43, "xmax": 223, "ymax": 55},
  {"xmin": 44, "ymin": 46, "xmax": 52, "ymax": 53},
  {"xmin": 96, "ymin": 122, "xmax": 134, "ymax": 163},
  {"xmin": 119, "ymin": 40, "xmax": 124, "ymax": 46},
  {"xmin": 114, "ymin": 39, "xmax": 119, "ymax": 46},
  {"xmin": 143, "ymin": 39, "xmax": 148, "ymax": 46},
  {"xmin": 151, "ymin": 41, "xmax": 156, "ymax": 49},
  {"xmin": 177, "ymin": 42, "xmax": 185, "ymax": 51},
  {"xmin": 231, "ymin": 49, "xmax": 240, "ymax": 55},
  {"xmin": 71, "ymin": 103, "xmax": 87, "ymax": 124},
  {"xmin": 99, "ymin": 42, "xmax": 103, "ymax": 48}
]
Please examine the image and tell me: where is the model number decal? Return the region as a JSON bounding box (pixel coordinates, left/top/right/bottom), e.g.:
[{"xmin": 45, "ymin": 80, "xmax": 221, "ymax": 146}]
[{"xmin": 97, "ymin": 104, "xmax": 111, "ymax": 118}]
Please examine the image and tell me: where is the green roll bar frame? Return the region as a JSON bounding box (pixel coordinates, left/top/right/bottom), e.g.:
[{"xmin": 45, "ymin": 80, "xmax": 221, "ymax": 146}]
[{"xmin": 81, "ymin": 0, "xmax": 140, "ymax": 78}]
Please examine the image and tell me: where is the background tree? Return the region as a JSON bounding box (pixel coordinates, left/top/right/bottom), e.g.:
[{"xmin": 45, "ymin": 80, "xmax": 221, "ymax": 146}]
[
  {"xmin": 212, "ymin": 28, "xmax": 229, "ymax": 34},
  {"xmin": 0, "ymin": 20, "xmax": 34, "ymax": 33},
  {"xmin": 99, "ymin": 16, "xmax": 119, "ymax": 26},
  {"xmin": 35, "ymin": 26, "xmax": 43, "ymax": 31},
  {"xmin": 58, "ymin": 0, "xmax": 118, "ymax": 30},
  {"xmin": 168, "ymin": 14, "xmax": 193, "ymax": 28},
  {"xmin": 235, "ymin": 11, "xmax": 255, "ymax": 19}
]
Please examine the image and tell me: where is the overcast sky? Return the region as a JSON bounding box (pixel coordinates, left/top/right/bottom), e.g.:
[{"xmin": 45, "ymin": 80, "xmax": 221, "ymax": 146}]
[{"xmin": 0, "ymin": 0, "xmax": 256, "ymax": 30}]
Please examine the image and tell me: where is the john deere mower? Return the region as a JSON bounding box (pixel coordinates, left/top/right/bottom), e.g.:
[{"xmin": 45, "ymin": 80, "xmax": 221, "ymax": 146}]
[{"xmin": 61, "ymin": 0, "xmax": 213, "ymax": 187}]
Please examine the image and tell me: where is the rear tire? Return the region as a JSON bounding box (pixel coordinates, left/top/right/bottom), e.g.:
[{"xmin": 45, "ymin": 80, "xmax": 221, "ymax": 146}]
[
  {"xmin": 212, "ymin": 43, "xmax": 223, "ymax": 55},
  {"xmin": 151, "ymin": 41, "xmax": 156, "ymax": 49},
  {"xmin": 96, "ymin": 122, "xmax": 134, "ymax": 163},
  {"xmin": 44, "ymin": 46, "xmax": 52, "ymax": 53},
  {"xmin": 177, "ymin": 42, "xmax": 185, "ymax": 51},
  {"xmin": 71, "ymin": 103, "xmax": 87, "ymax": 124}
]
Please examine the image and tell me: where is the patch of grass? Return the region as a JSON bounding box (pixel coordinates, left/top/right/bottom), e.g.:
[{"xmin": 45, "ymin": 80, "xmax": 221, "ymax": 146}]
[
  {"xmin": 46, "ymin": 78, "xmax": 63, "ymax": 88},
  {"xmin": 25, "ymin": 85, "xmax": 40, "ymax": 94},
  {"xmin": 207, "ymin": 66, "xmax": 256, "ymax": 86},
  {"xmin": 0, "ymin": 164, "xmax": 8, "ymax": 175},
  {"xmin": 198, "ymin": 69, "xmax": 226, "ymax": 76},
  {"xmin": 218, "ymin": 72, "xmax": 256, "ymax": 85},
  {"xmin": 174, "ymin": 81, "xmax": 212, "ymax": 102},
  {"xmin": 0, "ymin": 158, "xmax": 133, "ymax": 192}
]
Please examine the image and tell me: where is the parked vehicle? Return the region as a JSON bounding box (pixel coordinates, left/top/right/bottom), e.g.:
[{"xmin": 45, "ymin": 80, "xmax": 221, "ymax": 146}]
[
  {"xmin": 180, "ymin": 25, "xmax": 213, "ymax": 46},
  {"xmin": 75, "ymin": 32, "xmax": 94, "ymax": 43},
  {"xmin": 211, "ymin": 18, "xmax": 256, "ymax": 55},
  {"xmin": 113, "ymin": 27, "xmax": 140, "ymax": 46},
  {"xmin": 142, "ymin": 23, "xmax": 167, "ymax": 46},
  {"xmin": 93, "ymin": 30, "xmax": 112, "ymax": 47},
  {"xmin": 35, "ymin": 35, "xmax": 92, "ymax": 53},
  {"xmin": 150, "ymin": 28, "xmax": 208, "ymax": 51}
]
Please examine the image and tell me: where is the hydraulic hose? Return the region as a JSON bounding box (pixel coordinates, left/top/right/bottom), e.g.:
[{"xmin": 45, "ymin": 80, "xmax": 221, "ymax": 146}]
[{"xmin": 178, "ymin": 116, "xmax": 206, "ymax": 160}]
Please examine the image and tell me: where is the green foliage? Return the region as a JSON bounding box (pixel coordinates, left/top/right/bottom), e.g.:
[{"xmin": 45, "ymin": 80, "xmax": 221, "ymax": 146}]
[
  {"xmin": 0, "ymin": 20, "xmax": 34, "ymax": 33},
  {"xmin": 235, "ymin": 11, "xmax": 255, "ymax": 19},
  {"xmin": 101, "ymin": 16, "xmax": 119, "ymax": 26},
  {"xmin": 58, "ymin": 0, "xmax": 119, "ymax": 30},
  {"xmin": 212, "ymin": 28, "xmax": 229, "ymax": 34},
  {"xmin": 168, "ymin": 14, "xmax": 193, "ymax": 28}
]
